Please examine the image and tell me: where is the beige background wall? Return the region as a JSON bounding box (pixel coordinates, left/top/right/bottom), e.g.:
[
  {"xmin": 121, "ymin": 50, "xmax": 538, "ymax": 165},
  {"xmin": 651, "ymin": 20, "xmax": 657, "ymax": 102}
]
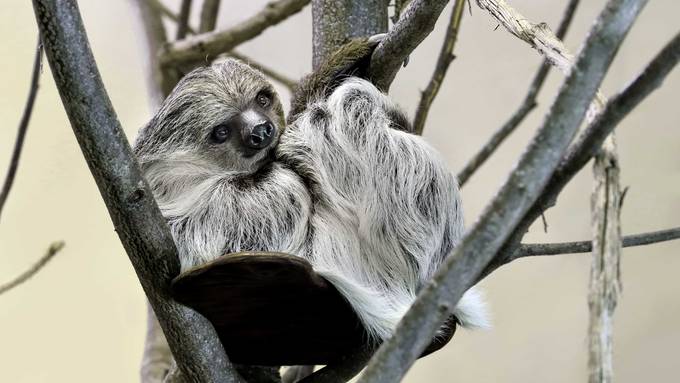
[{"xmin": 1, "ymin": 1, "xmax": 678, "ymax": 382}]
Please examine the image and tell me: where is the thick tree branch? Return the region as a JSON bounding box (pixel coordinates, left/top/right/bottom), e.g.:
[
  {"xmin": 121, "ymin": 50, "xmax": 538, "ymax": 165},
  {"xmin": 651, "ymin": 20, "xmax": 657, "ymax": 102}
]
[
  {"xmin": 0, "ymin": 40, "xmax": 43, "ymax": 221},
  {"xmin": 31, "ymin": 1, "xmax": 243, "ymax": 381},
  {"xmin": 516, "ymin": 227, "xmax": 680, "ymax": 257},
  {"xmin": 175, "ymin": 0, "xmax": 193, "ymax": 40},
  {"xmin": 199, "ymin": 0, "xmax": 222, "ymax": 33},
  {"xmin": 160, "ymin": 0, "xmax": 310, "ymax": 67},
  {"xmin": 0, "ymin": 241, "xmax": 64, "ymax": 295},
  {"xmin": 457, "ymin": 0, "xmax": 581, "ymax": 186},
  {"xmin": 482, "ymin": 29, "xmax": 679, "ymax": 279},
  {"xmin": 369, "ymin": 0, "xmax": 450, "ymax": 91},
  {"xmin": 311, "ymin": 0, "xmax": 389, "ymax": 69},
  {"xmin": 412, "ymin": 0, "xmax": 466, "ymax": 135},
  {"xmin": 357, "ymin": 1, "xmax": 646, "ymax": 381}
]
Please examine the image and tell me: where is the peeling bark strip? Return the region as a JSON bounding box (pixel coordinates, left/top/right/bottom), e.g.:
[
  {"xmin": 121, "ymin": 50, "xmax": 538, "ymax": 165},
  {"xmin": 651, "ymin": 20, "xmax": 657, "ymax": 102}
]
[
  {"xmin": 456, "ymin": 0, "xmax": 581, "ymax": 186},
  {"xmin": 358, "ymin": 2, "xmax": 647, "ymax": 382},
  {"xmin": 31, "ymin": 1, "xmax": 244, "ymax": 382},
  {"xmin": 589, "ymin": 137, "xmax": 622, "ymax": 383},
  {"xmin": 160, "ymin": 0, "xmax": 310, "ymax": 67}
]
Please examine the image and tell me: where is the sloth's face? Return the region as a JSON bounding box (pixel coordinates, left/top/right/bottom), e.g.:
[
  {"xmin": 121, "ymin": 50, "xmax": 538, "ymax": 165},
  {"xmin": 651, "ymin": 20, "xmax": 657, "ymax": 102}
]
[{"xmin": 135, "ymin": 59, "xmax": 286, "ymax": 177}]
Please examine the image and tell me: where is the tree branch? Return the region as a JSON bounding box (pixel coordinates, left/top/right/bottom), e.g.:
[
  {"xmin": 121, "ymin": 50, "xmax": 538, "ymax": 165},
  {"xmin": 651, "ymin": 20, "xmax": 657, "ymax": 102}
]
[
  {"xmin": 412, "ymin": 0, "xmax": 466, "ymax": 135},
  {"xmin": 515, "ymin": 227, "xmax": 680, "ymax": 257},
  {"xmin": 175, "ymin": 0, "xmax": 193, "ymax": 40},
  {"xmin": 297, "ymin": 347, "xmax": 373, "ymax": 383},
  {"xmin": 357, "ymin": 1, "xmax": 646, "ymax": 381},
  {"xmin": 0, "ymin": 40, "xmax": 43, "ymax": 221},
  {"xmin": 135, "ymin": 0, "xmax": 179, "ymax": 102},
  {"xmin": 311, "ymin": 0, "xmax": 389, "ymax": 69},
  {"xmin": 0, "ymin": 241, "xmax": 64, "ymax": 295},
  {"xmin": 457, "ymin": 0, "xmax": 581, "ymax": 186},
  {"xmin": 482, "ymin": 29, "xmax": 679, "ymax": 280},
  {"xmin": 199, "ymin": 0, "xmax": 222, "ymax": 33},
  {"xmin": 31, "ymin": 1, "xmax": 243, "ymax": 381},
  {"xmin": 369, "ymin": 0, "xmax": 450, "ymax": 91},
  {"xmin": 160, "ymin": 0, "xmax": 310, "ymax": 67}
]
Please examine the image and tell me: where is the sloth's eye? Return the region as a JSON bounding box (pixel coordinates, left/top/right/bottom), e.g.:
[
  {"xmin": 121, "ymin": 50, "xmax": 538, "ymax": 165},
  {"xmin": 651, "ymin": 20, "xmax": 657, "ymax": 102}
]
[
  {"xmin": 210, "ymin": 124, "xmax": 230, "ymax": 144},
  {"xmin": 256, "ymin": 92, "xmax": 271, "ymax": 108}
]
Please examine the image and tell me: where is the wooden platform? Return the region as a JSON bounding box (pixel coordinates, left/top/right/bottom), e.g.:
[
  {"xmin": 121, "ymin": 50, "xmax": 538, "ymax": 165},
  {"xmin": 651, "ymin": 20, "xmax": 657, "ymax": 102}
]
[{"xmin": 171, "ymin": 252, "xmax": 456, "ymax": 366}]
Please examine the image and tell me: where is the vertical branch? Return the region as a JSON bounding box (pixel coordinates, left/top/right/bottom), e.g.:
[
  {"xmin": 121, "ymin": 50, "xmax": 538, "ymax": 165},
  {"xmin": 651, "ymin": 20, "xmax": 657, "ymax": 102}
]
[
  {"xmin": 412, "ymin": 0, "xmax": 466, "ymax": 135},
  {"xmin": 311, "ymin": 0, "xmax": 389, "ymax": 69},
  {"xmin": 0, "ymin": 40, "xmax": 43, "ymax": 221},
  {"xmin": 588, "ymin": 136, "xmax": 622, "ymax": 383},
  {"xmin": 199, "ymin": 0, "xmax": 222, "ymax": 32},
  {"xmin": 176, "ymin": 0, "xmax": 193, "ymax": 40}
]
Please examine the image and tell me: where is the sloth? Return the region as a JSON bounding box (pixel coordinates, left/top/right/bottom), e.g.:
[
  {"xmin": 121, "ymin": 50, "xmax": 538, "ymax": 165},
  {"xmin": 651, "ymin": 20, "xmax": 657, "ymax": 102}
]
[{"xmin": 133, "ymin": 40, "xmax": 487, "ymax": 342}]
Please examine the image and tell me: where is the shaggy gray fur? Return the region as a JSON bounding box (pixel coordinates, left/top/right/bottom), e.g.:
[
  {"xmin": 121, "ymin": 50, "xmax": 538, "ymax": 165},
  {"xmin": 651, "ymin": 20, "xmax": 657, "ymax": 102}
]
[{"xmin": 133, "ymin": 59, "xmax": 487, "ymax": 342}]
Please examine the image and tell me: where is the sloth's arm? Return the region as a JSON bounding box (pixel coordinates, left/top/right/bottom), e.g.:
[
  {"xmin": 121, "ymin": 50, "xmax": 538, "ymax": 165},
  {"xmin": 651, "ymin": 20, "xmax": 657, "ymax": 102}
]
[{"xmin": 288, "ymin": 37, "xmax": 381, "ymax": 123}]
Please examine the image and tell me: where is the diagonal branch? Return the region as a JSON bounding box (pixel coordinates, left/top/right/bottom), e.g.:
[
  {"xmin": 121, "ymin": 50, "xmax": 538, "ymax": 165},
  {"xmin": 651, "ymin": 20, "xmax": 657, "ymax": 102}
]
[
  {"xmin": 516, "ymin": 227, "xmax": 680, "ymax": 257},
  {"xmin": 412, "ymin": 0, "xmax": 466, "ymax": 135},
  {"xmin": 160, "ymin": 0, "xmax": 310, "ymax": 67},
  {"xmin": 31, "ymin": 1, "xmax": 244, "ymax": 381},
  {"xmin": 357, "ymin": 1, "xmax": 646, "ymax": 381},
  {"xmin": 457, "ymin": 0, "xmax": 581, "ymax": 186},
  {"xmin": 0, "ymin": 241, "xmax": 64, "ymax": 296},
  {"xmin": 482, "ymin": 29, "xmax": 680, "ymax": 279},
  {"xmin": 369, "ymin": 0, "xmax": 450, "ymax": 91},
  {"xmin": 0, "ymin": 40, "xmax": 43, "ymax": 221}
]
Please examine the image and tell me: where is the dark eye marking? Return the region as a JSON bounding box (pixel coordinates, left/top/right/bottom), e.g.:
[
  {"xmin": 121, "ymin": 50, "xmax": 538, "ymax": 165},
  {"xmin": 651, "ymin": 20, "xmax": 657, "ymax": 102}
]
[
  {"xmin": 256, "ymin": 90, "xmax": 272, "ymax": 108},
  {"xmin": 210, "ymin": 124, "xmax": 231, "ymax": 144}
]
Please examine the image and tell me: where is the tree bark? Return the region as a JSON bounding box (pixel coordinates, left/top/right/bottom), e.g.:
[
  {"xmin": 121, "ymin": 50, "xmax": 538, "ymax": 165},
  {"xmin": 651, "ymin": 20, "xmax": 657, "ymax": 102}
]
[{"xmin": 311, "ymin": 0, "xmax": 389, "ymax": 69}]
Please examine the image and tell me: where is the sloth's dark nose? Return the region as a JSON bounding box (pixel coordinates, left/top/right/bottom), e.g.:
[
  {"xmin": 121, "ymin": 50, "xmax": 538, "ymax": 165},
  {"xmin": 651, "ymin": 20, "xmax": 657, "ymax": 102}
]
[{"xmin": 246, "ymin": 122, "xmax": 276, "ymax": 149}]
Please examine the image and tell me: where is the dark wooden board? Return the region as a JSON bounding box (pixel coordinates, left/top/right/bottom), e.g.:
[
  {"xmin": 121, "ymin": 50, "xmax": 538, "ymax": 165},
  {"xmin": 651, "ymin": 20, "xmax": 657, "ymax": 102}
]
[{"xmin": 171, "ymin": 252, "xmax": 456, "ymax": 366}]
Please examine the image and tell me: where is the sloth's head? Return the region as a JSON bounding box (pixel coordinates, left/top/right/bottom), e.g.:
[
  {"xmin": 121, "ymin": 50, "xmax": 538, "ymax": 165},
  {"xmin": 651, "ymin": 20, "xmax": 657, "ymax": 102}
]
[{"xmin": 134, "ymin": 58, "xmax": 285, "ymax": 176}]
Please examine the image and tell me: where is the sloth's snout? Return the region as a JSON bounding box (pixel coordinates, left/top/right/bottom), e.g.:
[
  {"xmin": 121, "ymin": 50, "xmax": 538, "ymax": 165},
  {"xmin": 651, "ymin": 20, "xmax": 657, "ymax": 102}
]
[{"xmin": 246, "ymin": 121, "xmax": 276, "ymax": 149}]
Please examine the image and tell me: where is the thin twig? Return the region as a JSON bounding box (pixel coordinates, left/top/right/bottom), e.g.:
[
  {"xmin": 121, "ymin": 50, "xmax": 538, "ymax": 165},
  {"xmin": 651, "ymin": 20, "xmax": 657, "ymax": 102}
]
[
  {"xmin": 199, "ymin": 0, "xmax": 222, "ymax": 33},
  {"xmin": 412, "ymin": 0, "xmax": 466, "ymax": 135},
  {"xmin": 516, "ymin": 227, "xmax": 680, "ymax": 257},
  {"xmin": 358, "ymin": 2, "xmax": 645, "ymax": 382},
  {"xmin": 0, "ymin": 40, "xmax": 43, "ymax": 221},
  {"xmin": 0, "ymin": 241, "xmax": 64, "ymax": 295},
  {"xmin": 456, "ymin": 0, "xmax": 581, "ymax": 186},
  {"xmin": 32, "ymin": 1, "xmax": 244, "ymax": 381},
  {"xmin": 160, "ymin": 0, "xmax": 310, "ymax": 67},
  {"xmin": 482, "ymin": 29, "xmax": 679, "ymax": 279},
  {"xmin": 175, "ymin": 0, "xmax": 193, "ymax": 40}
]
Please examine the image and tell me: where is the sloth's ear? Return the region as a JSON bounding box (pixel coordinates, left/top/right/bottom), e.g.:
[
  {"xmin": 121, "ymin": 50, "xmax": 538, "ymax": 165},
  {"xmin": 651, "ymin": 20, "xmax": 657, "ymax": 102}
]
[
  {"xmin": 171, "ymin": 252, "xmax": 456, "ymax": 366},
  {"xmin": 288, "ymin": 36, "xmax": 383, "ymax": 123}
]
